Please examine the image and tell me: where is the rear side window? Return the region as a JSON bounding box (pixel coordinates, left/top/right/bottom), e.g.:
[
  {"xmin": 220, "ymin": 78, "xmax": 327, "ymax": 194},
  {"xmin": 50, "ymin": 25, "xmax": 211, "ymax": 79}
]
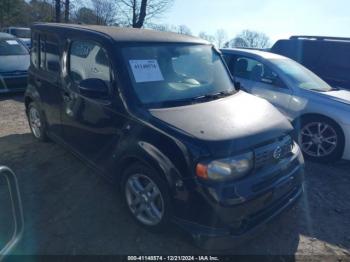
[
  {"xmin": 31, "ymin": 33, "xmax": 60, "ymax": 74},
  {"xmin": 45, "ymin": 34, "xmax": 60, "ymax": 73},
  {"xmin": 69, "ymin": 40, "xmax": 111, "ymax": 85}
]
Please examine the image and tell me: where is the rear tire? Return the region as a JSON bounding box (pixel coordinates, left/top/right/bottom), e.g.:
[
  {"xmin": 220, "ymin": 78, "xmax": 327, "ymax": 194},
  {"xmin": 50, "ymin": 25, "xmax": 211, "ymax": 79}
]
[
  {"xmin": 27, "ymin": 102, "xmax": 49, "ymax": 142},
  {"xmin": 121, "ymin": 163, "xmax": 172, "ymax": 231},
  {"xmin": 298, "ymin": 116, "xmax": 344, "ymax": 162}
]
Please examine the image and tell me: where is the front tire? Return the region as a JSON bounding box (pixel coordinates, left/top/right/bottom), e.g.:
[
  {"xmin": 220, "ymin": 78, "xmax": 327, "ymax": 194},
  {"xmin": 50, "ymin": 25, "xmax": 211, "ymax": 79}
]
[
  {"xmin": 298, "ymin": 116, "xmax": 344, "ymax": 162},
  {"xmin": 121, "ymin": 163, "xmax": 172, "ymax": 231},
  {"xmin": 27, "ymin": 102, "xmax": 49, "ymax": 142}
]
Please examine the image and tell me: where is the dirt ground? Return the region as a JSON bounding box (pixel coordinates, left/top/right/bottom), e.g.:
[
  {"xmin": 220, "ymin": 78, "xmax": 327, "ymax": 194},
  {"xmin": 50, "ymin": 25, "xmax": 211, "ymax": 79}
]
[{"xmin": 0, "ymin": 94, "xmax": 350, "ymax": 258}]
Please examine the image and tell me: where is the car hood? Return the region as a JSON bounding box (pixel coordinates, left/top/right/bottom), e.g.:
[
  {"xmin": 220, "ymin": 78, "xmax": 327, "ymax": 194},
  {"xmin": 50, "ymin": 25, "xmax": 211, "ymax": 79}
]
[
  {"xmin": 319, "ymin": 89, "xmax": 350, "ymax": 105},
  {"xmin": 149, "ymin": 91, "xmax": 293, "ymax": 157},
  {"xmin": 0, "ymin": 55, "xmax": 29, "ymax": 73}
]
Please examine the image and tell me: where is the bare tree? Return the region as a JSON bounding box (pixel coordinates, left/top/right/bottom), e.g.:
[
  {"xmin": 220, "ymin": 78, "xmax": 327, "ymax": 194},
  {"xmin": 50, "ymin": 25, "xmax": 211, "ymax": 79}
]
[
  {"xmin": 146, "ymin": 23, "xmax": 193, "ymax": 36},
  {"xmin": 229, "ymin": 30, "xmax": 271, "ymax": 49},
  {"xmin": 215, "ymin": 29, "xmax": 227, "ymax": 48},
  {"xmin": 91, "ymin": 0, "xmax": 117, "ymax": 25},
  {"xmin": 0, "ymin": 0, "xmax": 27, "ymax": 27},
  {"xmin": 26, "ymin": 0, "xmax": 55, "ymax": 23},
  {"xmin": 64, "ymin": 0, "xmax": 69, "ymax": 22},
  {"xmin": 198, "ymin": 31, "xmax": 216, "ymax": 44},
  {"xmin": 117, "ymin": 0, "xmax": 173, "ymax": 28},
  {"xmin": 55, "ymin": 0, "xmax": 61, "ymax": 22},
  {"xmin": 74, "ymin": 7, "xmax": 98, "ymax": 24},
  {"xmin": 177, "ymin": 24, "xmax": 192, "ymax": 35}
]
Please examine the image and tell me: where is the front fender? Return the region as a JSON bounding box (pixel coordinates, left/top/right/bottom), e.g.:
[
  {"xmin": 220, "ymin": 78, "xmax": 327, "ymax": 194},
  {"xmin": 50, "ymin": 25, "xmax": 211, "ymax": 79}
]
[
  {"xmin": 24, "ymin": 84, "xmax": 41, "ymax": 111},
  {"xmin": 115, "ymin": 141, "xmax": 185, "ymax": 192}
]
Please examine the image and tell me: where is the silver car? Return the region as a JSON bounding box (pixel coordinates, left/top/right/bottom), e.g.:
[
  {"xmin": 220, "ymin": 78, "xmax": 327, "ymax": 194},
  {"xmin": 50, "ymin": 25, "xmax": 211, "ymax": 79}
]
[
  {"xmin": 0, "ymin": 33, "xmax": 30, "ymax": 93},
  {"xmin": 222, "ymin": 48, "xmax": 350, "ymax": 162}
]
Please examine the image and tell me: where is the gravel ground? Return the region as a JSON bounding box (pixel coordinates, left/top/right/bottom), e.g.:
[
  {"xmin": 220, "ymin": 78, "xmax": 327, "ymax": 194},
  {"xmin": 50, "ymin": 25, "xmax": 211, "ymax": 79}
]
[{"xmin": 0, "ymin": 94, "xmax": 350, "ymax": 258}]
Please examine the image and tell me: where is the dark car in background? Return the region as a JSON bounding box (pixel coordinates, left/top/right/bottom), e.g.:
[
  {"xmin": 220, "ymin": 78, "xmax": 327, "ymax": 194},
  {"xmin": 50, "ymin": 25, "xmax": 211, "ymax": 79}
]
[
  {"xmin": 2, "ymin": 27, "xmax": 31, "ymax": 48},
  {"xmin": 0, "ymin": 33, "xmax": 30, "ymax": 93},
  {"xmin": 24, "ymin": 23, "xmax": 304, "ymax": 248},
  {"xmin": 270, "ymin": 36, "xmax": 350, "ymax": 90}
]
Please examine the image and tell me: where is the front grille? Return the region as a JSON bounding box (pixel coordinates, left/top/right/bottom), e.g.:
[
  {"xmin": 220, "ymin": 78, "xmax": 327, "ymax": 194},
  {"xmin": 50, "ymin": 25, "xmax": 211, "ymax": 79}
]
[{"xmin": 254, "ymin": 135, "xmax": 293, "ymax": 169}]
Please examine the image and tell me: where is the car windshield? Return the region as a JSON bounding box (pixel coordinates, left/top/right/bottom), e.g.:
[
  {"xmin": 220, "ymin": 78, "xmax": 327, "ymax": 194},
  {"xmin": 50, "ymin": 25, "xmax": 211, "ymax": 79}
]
[
  {"xmin": 271, "ymin": 58, "xmax": 332, "ymax": 92},
  {"xmin": 0, "ymin": 39, "xmax": 28, "ymax": 56},
  {"xmin": 122, "ymin": 44, "xmax": 235, "ymax": 106},
  {"xmin": 11, "ymin": 28, "xmax": 31, "ymax": 38}
]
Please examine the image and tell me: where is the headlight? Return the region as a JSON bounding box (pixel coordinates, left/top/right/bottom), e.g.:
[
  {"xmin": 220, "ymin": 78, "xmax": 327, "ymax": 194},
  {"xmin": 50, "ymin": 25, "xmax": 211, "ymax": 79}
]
[{"xmin": 196, "ymin": 152, "xmax": 253, "ymax": 181}]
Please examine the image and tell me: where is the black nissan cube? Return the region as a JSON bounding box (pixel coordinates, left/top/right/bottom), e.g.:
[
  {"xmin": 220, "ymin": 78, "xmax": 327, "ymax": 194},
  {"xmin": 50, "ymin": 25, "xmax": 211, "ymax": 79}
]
[{"xmin": 25, "ymin": 23, "xmax": 304, "ymax": 248}]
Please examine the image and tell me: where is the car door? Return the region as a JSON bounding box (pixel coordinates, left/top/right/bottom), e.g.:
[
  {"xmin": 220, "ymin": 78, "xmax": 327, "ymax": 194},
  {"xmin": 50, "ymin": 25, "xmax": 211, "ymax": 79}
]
[
  {"xmin": 60, "ymin": 38, "xmax": 125, "ymax": 172},
  {"xmin": 29, "ymin": 32, "xmax": 63, "ymax": 137},
  {"xmin": 226, "ymin": 54, "xmax": 293, "ymax": 118}
]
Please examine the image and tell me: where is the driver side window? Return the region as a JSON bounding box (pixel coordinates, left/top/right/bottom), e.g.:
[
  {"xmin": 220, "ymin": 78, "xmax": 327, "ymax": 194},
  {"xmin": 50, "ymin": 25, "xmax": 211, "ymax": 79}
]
[
  {"xmin": 227, "ymin": 55, "xmax": 285, "ymax": 88},
  {"xmin": 69, "ymin": 40, "xmax": 111, "ymax": 86}
]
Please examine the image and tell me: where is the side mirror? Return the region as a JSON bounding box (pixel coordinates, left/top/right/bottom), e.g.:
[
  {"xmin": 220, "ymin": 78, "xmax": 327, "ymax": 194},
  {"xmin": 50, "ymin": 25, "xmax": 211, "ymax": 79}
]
[
  {"xmin": 0, "ymin": 166, "xmax": 24, "ymax": 258},
  {"xmin": 78, "ymin": 78, "xmax": 109, "ymax": 99}
]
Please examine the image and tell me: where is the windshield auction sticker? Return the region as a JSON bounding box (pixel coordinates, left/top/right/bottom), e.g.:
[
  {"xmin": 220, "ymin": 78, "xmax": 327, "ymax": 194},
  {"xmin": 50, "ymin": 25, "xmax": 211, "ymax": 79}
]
[{"xmin": 129, "ymin": 60, "xmax": 164, "ymax": 83}]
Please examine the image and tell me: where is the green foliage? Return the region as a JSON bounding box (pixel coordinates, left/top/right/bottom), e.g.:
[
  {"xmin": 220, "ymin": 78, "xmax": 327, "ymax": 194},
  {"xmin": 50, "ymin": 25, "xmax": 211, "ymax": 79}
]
[
  {"xmin": 0, "ymin": 0, "xmax": 27, "ymax": 27},
  {"xmin": 0, "ymin": 0, "xmax": 55, "ymax": 28}
]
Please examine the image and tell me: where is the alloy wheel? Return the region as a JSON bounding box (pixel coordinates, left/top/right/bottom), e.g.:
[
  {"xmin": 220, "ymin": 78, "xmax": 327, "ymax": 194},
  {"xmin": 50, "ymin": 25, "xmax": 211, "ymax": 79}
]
[
  {"xmin": 29, "ymin": 107, "xmax": 42, "ymax": 138},
  {"xmin": 125, "ymin": 173, "xmax": 164, "ymax": 226},
  {"xmin": 300, "ymin": 122, "xmax": 338, "ymax": 158}
]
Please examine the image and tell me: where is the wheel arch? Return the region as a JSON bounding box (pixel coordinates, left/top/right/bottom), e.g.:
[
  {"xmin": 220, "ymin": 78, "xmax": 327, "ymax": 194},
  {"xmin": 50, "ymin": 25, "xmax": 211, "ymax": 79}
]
[
  {"xmin": 115, "ymin": 142, "xmax": 183, "ymax": 193},
  {"xmin": 293, "ymin": 112, "xmax": 346, "ymax": 159},
  {"xmin": 292, "ymin": 113, "xmax": 345, "ymax": 138},
  {"xmin": 24, "ymin": 96, "xmax": 33, "ymax": 113}
]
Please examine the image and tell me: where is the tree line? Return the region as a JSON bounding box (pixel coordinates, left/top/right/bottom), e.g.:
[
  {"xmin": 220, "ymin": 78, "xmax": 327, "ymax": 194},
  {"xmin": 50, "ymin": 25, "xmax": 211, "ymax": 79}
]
[
  {"xmin": 0, "ymin": 0, "xmax": 271, "ymax": 48},
  {"xmin": 0, "ymin": 0, "xmax": 173, "ymax": 28}
]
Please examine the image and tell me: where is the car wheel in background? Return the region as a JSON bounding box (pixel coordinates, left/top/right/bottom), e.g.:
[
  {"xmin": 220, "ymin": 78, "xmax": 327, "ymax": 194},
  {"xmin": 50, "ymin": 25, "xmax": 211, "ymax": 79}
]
[
  {"xmin": 27, "ymin": 102, "xmax": 49, "ymax": 142},
  {"xmin": 298, "ymin": 116, "xmax": 344, "ymax": 162},
  {"xmin": 121, "ymin": 163, "xmax": 172, "ymax": 231}
]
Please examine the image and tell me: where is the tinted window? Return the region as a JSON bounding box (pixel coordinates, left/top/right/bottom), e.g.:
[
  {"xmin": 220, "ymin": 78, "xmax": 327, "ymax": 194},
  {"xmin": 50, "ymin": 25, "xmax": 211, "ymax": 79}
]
[
  {"xmin": 69, "ymin": 41, "xmax": 110, "ymax": 85},
  {"xmin": 45, "ymin": 35, "xmax": 60, "ymax": 73},
  {"xmin": 36, "ymin": 34, "xmax": 60, "ymax": 74},
  {"xmin": 11, "ymin": 28, "xmax": 31, "ymax": 38},
  {"xmin": 229, "ymin": 56, "xmax": 283, "ymax": 86},
  {"xmin": 0, "ymin": 39, "xmax": 28, "ymax": 56},
  {"xmin": 317, "ymin": 42, "xmax": 350, "ymax": 82}
]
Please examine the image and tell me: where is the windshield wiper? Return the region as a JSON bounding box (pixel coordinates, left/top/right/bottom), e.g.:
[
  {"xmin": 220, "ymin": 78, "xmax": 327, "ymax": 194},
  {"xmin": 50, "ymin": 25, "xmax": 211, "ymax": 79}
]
[
  {"xmin": 192, "ymin": 89, "xmax": 236, "ymax": 101},
  {"xmin": 145, "ymin": 90, "xmax": 236, "ymax": 108},
  {"xmin": 308, "ymin": 88, "xmax": 327, "ymax": 92}
]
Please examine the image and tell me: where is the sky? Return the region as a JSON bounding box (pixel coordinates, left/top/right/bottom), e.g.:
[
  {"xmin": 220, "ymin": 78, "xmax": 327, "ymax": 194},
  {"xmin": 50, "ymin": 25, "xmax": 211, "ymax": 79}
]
[{"xmin": 158, "ymin": 0, "xmax": 350, "ymax": 44}]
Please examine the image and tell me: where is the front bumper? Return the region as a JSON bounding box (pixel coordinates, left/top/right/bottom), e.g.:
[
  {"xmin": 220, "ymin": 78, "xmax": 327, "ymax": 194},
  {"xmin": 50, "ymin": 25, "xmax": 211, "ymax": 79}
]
[{"xmin": 173, "ymin": 144, "xmax": 304, "ymax": 249}]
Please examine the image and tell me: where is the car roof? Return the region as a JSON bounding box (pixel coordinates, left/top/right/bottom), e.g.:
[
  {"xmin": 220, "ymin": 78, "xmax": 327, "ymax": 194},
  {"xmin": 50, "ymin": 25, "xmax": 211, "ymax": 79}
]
[
  {"xmin": 32, "ymin": 23, "xmax": 209, "ymax": 45},
  {"xmin": 0, "ymin": 32, "xmax": 15, "ymax": 39},
  {"xmin": 221, "ymin": 48, "xmax": 288, "ymax": 60}
]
